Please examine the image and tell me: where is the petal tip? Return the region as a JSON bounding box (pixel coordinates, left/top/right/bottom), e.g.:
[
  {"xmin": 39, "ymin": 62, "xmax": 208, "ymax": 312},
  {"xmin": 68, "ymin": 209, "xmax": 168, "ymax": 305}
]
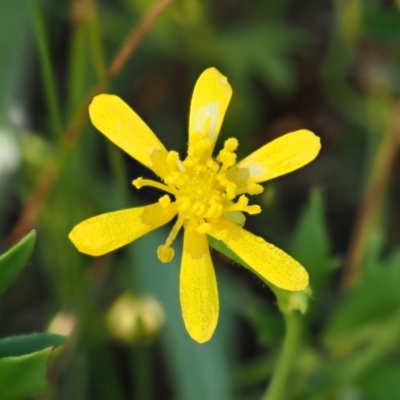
[
  {"xmin": 68, "ymin": 228, "xmax": 93, "ymax": 256},
  {"xmin": 281, "ymin": 268, "xmax": 309, "ymax": 292},
  {"xmin": 298, "ymin": 129, "xmax": 322, "ymax": 150},
  {"xmin": 186, "ymin": 323, "xmax": 217, "ymax": 344},
  {"xmin": 89, "ymin": 93, "xmax": 113, "ymax": 112},
  {"xmin": 68, "ymin": 225, "xmax": 106, "ymax": 257},
  {"xmin": 199, "ymin": 67, "xmax": 232, "ymax": 94}
]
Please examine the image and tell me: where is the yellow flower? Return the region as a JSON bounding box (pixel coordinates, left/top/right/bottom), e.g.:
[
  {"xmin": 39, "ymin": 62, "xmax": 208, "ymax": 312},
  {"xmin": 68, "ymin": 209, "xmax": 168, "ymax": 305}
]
[{"xmin": 69, "ymin": 67, "xmax": 321, "ymax": 343}]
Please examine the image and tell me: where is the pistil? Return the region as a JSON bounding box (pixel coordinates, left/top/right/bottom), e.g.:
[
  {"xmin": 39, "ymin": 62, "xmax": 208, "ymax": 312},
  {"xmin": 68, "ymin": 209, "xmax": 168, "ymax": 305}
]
[{"xmin": 133, "ymin": 137, "xmax": 263, "ymax": 262}]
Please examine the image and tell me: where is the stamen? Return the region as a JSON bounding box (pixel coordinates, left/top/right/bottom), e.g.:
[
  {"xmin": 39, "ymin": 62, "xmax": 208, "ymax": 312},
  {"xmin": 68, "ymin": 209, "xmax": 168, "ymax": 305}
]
[
  {"xmin": 166, "ymin": 151, "xmax": 180, "ymax": 172},
  {"xmin": 237, "ymin": 183, "xmax": 264, "ymax": 196},
  {"xmin": 226, "ymin": 183, "xmax": 237, "ymax": 200},
  {"xmin": 157, "ymin": 245, "xmax": 174, "ymax": 263},
  {"xmin": 206, "ymin": 159, "xmax": 219, "ymax": 172},
  {"xmin": 196, "ymin": 139, "xmax": 213, "ymax": 153},
  {"xmin": 176, "ymin": 196, "xmax": 191, "ymax": 211},
  {"xmin": 246, "ymin": 205, "xmax": 262, "ymax": 215},
  {"xmin": 237, "ymin": 195, "xmax": 249, "ymax": 208},
  {"xmin": 157, "ymin": 214, "xmax": 187, "ymax": 263},
  {"xmin": 217, "ymin": 138, "xmax": 239, "ymax": 171},
  {"xmin": 167, "ymin": 214, "xmax": 187, "ymax": 246},
  {"xmin": 164, "ymin": 172, "xmax": 180, "ymax": 185},
  {"xmin": 158, "ymin": 195, "xmax": 171, "ymax": 209},
  {"xmin": 195, "ymin": 164, "xmax": 206, "ymax": 173},
  {"xmin": 130, "ymin": 134, "xmax": 263, "ymax": 238},
  {"xmin": 177, "ymin": 177, "xmax": 188, "ymax": 186},
  {"xmin": 191, "ymin": 201, "xmax": 206, "ymax": 216},
  {"xmin": 133, "ymin": 178, "xmax": 177, "ymax": 195},
  {"xmin": 197, "ymin": 222, "xmax": 212, "ymax": 233},
  {"xmin": 225, "ymin": 138, "xmax": 239, "ymax": 152},
  {"xmin": 183, "ymin": 158, "xmax": 195, "ymax": 168},
  {"xmin": 176, "ymin": 159, "xmax": 185, "ymax": 172},
  {"xmin": 223, "ymin": 195, "xmax": 261, "ymax": 215},
  {"xmin": 205, "ymin": 203, "xmax": 223, "ymax": 219}
]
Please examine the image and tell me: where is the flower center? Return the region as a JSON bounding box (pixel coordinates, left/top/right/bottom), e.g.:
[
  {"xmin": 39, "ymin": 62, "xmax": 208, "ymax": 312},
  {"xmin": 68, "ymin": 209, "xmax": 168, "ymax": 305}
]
[{"xmin": 133, "ymin": 138, "xmax": 262, "ymax": 262}]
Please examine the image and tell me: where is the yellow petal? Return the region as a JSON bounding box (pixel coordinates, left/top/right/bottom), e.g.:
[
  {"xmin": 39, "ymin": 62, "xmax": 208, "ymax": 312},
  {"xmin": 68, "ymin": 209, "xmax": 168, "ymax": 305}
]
[
  {"xmin": 180, "ymin": 229, "xmax": 219, "ymax": 343},
  {"xmin": 89, "ymin": 94, "xmax": 169, "ymax": 178},
  {"xmin": 69, "ymin": 203, "xmax": 177, "ymax": 256},
  {"xmin": 188, "ymin": 67, "xmax": 232, "ymax": 154},
  {"xmin": 209, "ymin": 218, "xmax": 308, "ymax": 291},
  {"xmin": 227, "ymin": 130, "xmax": 321, "ymax": 186}
]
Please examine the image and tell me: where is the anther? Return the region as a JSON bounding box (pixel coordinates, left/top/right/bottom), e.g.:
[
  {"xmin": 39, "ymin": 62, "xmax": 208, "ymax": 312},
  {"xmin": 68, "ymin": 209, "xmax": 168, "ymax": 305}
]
[
  {"xmin": 158, "ymin": 195, "xmax": 171, "ymax": 209},
  {"xmin": 177, "ymin": 196, "xmax": 191, "ymax": 211},
  {"xmin": 205, "ymin": 203, "xmax": 223, "ymax": 218},
  {"xmin": 183, "ymin": 158, "xmax": 195, "ymax": 168},
  {"xmin": 132, "ymin": 178, "xmax": 177, "ymax": 195},
  {"xmin": 224, "ymin": 138, "xmax": 238, "ymax": 152},
  {"xmin": 166, "ymin": 151, "xmax": 180, "ymax": 172},
  {"xmin": 246, "ymin": 205, "xmax": 262, "ymax": 215},
  {"xmin": 226, "ymin": 183, "xmax": 237, "ymax": 200},
  {"xmin": 132, "ymin": 177, "xmax": 144, "ymax": 189},
  {"xmin": 177, "ymin": 177, "xmax": 187, "ymax": 186},
  {"xmin": 191, "ymin": 202, "xmax": 206, "ymax": 216},
  {"xmin": 197, "ymin": 223, "xmax": 212, "ymax": 234},
  {"xmin": 237, "ymin": 183, "xmax": 264, "ymax": 196},
  {"xmin": 164, "ymin": 172, "xmax": 180, "ymax": 185},
  {"xmin": 157, "ymin": 245, "xmax": 174, "ymax": 263},
  {"xmin": 237, "ymin": 195, "xmax": 249, "ymax": 207}
]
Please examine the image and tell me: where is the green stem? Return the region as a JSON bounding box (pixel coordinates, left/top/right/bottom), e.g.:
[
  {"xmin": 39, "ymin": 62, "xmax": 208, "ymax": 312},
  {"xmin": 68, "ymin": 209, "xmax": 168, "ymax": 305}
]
[
  {"xmin": 262, "ymin": 311, "xmax": 301, "ymax": 400},
  {"xmin": 29, "ymin": 0, "xmax": 63, "ymax": 139},
  {"xmin": 85, "ymin": 1, "xmax": 129, "ymax": 208},
  {"xmin": 131, "ymin": 344, "xmax": 152, "ymax": 400},
  {"xmin": 87, "ymin": 6, "xmax": 107, "ymax": 84}
]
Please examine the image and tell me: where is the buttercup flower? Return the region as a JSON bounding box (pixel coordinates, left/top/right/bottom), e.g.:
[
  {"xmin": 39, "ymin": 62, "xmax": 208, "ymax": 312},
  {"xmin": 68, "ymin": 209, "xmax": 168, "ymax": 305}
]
[{"xmin": 69, "ymin": 67, "xmax": 321, "ymax": 343}]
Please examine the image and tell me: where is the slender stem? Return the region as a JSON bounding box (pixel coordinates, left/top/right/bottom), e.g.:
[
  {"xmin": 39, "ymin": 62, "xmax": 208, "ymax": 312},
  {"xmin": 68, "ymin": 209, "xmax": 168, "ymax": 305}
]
[
  {"xmin": 86, "ymin": 0, "xmax": 107, "ymax": 83},
  {"xmin": 131, "ymin": 344, "xmax": 152, "ymax": 400},
  {"xmin": 64, "ymin": 0, "xmax": 174, "ymax": 147},
  {"xmin": 340, "ymin": 101, "xmax": 400, "ymax": 289},
  {"xmin": 262, "ymin": 311, "xmax": 301, "ymax": 400},
  {"xmin": 29, "ymin": 0, "xmax": 63, "ymax": 139},
  {"xmin": 320, "ymin": 0, "xmax": 364, "ymax": 125},
  {"xmin": 8, "ymin": 156, "xmax": 60, "ymax": 243},
  {"xmin": 87, "ymin": 0, "xmax": 130, "ymax": 208},
  {"xmin": 107, "ymin": 0, "xmax": 173, "ymax": 79}
]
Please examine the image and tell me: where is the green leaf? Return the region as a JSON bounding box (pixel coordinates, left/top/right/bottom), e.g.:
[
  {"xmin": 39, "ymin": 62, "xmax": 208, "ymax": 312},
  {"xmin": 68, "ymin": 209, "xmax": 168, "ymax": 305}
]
[
  {"xmin": 0, "ymin": 333, "xmax": 65, "ymax": 400},
  {"xmin": 361, "ymin": 363, "xmax": 400, "ymax": 400},
  {"xmin": 222, "ymin": 271, "xmax": 284, "ymax": 347},
  {"xmin": 0, "ymin": 333, "xmax": 65, "ymax": 358},
  {"xmin": 0, "ymin": 230, "xmax": 36, "ymax": 296},
  {"xmin": 290, "ymin": 190, "xmax": 334, "ymax": 296},
  {"xmin": 364, "ymin": 9, "xmax": 400, "ymax": 46},
  {"xmin": 323, "ymin": 246, "xmax": 400, "ymax": 353}
]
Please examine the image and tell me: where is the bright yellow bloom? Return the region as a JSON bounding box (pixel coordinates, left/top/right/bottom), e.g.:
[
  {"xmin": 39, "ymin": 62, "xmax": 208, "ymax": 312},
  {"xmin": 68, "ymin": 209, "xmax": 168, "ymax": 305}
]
[{"xmin": 69, "ymin": 67, "xmax": 321, "ymax": 343}]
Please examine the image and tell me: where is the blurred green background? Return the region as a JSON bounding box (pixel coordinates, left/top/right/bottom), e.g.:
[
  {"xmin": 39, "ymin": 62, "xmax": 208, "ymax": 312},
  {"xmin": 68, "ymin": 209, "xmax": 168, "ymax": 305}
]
[{"xmin": 1, "ymin": 0, "xmax": 400, "ymax": 399}]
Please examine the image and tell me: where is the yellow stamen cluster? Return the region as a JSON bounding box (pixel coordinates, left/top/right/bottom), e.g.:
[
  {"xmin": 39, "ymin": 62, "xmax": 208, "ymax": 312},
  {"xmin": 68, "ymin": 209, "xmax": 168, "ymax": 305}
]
[{"xmin": 133, "ymin": 138, "xmax": 262, "ymax": 262}]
